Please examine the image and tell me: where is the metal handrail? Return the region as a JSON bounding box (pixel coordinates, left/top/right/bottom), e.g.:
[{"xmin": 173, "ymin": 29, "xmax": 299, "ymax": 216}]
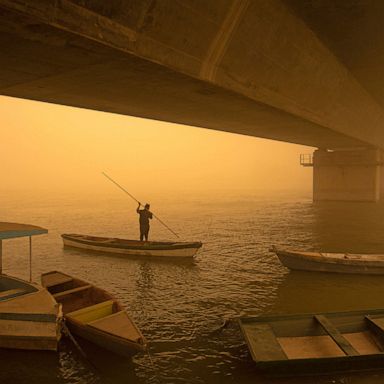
[{"xmin": 300, "ymin": 154, "xmax": 313, "ymax": 167}]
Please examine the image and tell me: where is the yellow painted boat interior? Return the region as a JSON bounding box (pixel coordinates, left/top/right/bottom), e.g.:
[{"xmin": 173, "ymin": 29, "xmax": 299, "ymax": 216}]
[{"xmin": 67, "ymin": 300, "xmax": 114, "ymax": 323}]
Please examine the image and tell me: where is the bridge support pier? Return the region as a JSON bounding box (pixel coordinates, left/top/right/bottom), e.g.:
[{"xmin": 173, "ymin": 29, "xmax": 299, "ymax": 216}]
[{"xmin": 312, "ymin": 148, "xmax": 384, "ymax": 202}]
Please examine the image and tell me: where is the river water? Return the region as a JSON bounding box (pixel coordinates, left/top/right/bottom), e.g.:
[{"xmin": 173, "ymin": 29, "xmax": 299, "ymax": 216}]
[{"xmin": 2, "ymin": 190, "xmax": 384, "ymax": 384}]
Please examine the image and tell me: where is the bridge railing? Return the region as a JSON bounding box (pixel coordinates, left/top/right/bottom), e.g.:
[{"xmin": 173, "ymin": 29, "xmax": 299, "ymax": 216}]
[{"xmin": 300, "ymin": 153, "xmax": 313, "ymax": 167}]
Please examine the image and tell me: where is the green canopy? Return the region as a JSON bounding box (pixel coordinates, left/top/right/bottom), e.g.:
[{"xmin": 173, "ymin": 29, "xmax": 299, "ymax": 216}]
[
  {"xmin": 0, "ymin": 222, "xmax": 48, "ymax": 280},
  {"xmin": 0, "ymin": 222, "xmax": 48, "ymax": 240}
]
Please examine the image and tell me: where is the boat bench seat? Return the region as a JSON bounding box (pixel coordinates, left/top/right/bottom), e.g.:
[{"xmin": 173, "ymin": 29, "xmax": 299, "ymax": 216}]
[
  {"xmin": 314, "ymin": 315, "xmax": 359, "ymax": 356},
  {"xmin": 241, "ymin": 322, "xmax": 288, "ymax": 361},
  {"xmin": 66, "ymin": 300, "xmax": 114, "ymax": 323},
  {"xmin": 53, "ymin": 284, "xmax": 92, "ymax": 299},
  {"xmin": 89, "ymin": 310, "xmax": 143, "ymax": 342},
  {"xmin": 43, "ymin": 272, "xmax": 73, "ymax": 288},
  {"xmin": 366, "ymin": 316, "xmax": 384, "ymax": 334},
  {"xmin": 0, "ymin": 288, "xmax": 25, "ymax": 300}
]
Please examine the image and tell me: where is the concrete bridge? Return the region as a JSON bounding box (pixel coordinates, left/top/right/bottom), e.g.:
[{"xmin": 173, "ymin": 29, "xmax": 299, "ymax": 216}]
[{"xmin": 1, "ymin": 0, "xmax": 384, "ymax": 201}]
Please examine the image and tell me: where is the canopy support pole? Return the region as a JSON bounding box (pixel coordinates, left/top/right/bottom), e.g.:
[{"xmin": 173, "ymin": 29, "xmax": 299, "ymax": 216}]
[
  {"xmin": 29, "ymin": 236, "xmax": 32, "ymax": 282},
  {"xmin": 0, "ymin": 240, "xmax": 2, "ymax": 275}
]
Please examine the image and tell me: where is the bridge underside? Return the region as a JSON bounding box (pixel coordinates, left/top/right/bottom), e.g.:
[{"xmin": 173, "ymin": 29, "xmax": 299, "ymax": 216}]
[
  {"xmin": 0, "ymin": 9, "xmax": 359, "ymax": 150},
  {"xmin": 1, "ymin": 0, "xmax": 384, "ymax": 150},
  {"xmin": 1, "ymin": 27, "xmax": 357, "ymax": 150},
  {"xmin": 2, "ymin": 1, "xmax": 384, "ymax": 201}
]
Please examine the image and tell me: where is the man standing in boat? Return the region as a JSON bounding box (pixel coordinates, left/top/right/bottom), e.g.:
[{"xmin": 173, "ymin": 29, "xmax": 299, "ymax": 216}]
[{"xmin": 137, "ymin": 202, "xmax": 153, "ymax": 241}]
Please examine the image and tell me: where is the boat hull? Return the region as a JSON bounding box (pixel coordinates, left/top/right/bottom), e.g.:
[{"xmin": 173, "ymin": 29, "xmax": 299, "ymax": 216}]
[
  {"xmin": 67, "ymin": 319, "xmax": 145, "ymax": 357},
  {"xmin": 0, "ymin": 331, "xmax": 59, "ymax": 351},
  {"xmin": 41, "ymin": 271, "xmax": 147, "ymax": 357},
  {"xmin": 62, "ymin": 234, "xmax": 202, "ymax": 258},
  {"xmin": 275, "ymin": 249, "xmax": 384, "ymax": 274},
  {"xmin": 249, "ymin": 349, "xmax": 384, "ymax": 376},
  {"xmin": 0, "ymin": 275, "xmax": 62, "ymax": 351}
]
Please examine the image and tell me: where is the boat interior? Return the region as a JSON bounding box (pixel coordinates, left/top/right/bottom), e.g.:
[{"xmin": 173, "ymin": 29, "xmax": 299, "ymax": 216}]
[
  {"xmin": 241, "ymin": 311, "xmax": 384, "ymax": 361},
  {"xmin": 42, "ymin": 271, "xmax": 144, "ymax": 344},
  {"xmin": 0, "ymin": 275, "xmax": 37, "ymax": 302},
  {"xmin": 42, "ymin": 272, "xmax": 120, "ymax": 321}
]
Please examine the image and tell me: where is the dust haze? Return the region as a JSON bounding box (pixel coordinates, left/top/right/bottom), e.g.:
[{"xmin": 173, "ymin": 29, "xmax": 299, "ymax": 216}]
[{"xmin": 1, "ymin": 96, "xmax": 313, "ymax": 199}]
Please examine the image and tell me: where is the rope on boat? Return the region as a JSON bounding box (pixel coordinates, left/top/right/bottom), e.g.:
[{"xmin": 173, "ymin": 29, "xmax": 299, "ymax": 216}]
[
  {"xmin": 60, "ymin": 318, "xmax": 100, "ymax": 374},
  {"xmin": 102, "ymin": 172, "xmax": 180, "ymax": 238},
  {"xmin": 60, "ymin": 318, "xmax": 88, "ymax": 359},
  {"xmin": 210, "ymin": 318, "xmax": 232, "ymax": 334},
  {"xmin": 209, "ymin": 316, "xmax": 241, "ymax": 335},
  {"xmin": 145, "ymin": 348, "xmax": 163, "ymax": 384}
]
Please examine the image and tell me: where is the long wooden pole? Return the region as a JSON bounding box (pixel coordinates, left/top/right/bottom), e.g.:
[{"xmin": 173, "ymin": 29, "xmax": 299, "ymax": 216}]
[{"xmin": 102, "ymin": 172, "xmax": 180, "ymax": 238}]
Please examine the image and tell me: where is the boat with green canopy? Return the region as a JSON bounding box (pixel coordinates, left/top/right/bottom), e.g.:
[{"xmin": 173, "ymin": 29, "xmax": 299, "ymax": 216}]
[{"xmin": 0, "ymin": 222, "xmax": 62, "ymax": 351}]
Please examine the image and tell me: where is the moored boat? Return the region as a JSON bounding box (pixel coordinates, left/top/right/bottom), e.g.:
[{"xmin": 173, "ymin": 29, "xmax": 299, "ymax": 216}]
[
  {"xmin": 239, "ymin": 308, "xmax": 384, "ymax": 375},
  {"xmin": 62, "ymin": 233, "xmax": 202, "ymax": 258},
  {"xmin": 0, "ymin": 222, "xmax": 62, "ymax": 351},
  {"xmin": 41, "ymin": 271, "xmax": 147, "ymax": 357},
  {"xmin": 270, "ymin": 246, "xmax": 384, "ymax": 274}
]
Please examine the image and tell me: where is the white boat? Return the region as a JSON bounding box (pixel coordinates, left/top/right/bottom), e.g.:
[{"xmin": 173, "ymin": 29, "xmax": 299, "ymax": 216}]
[
  {"xmin": 62, "ymin": 233, "xmax": 203, "ymax": 258},
  {"xmin": 271, "ymin": 246, "xmax": 384, "ymax": 274},
  {"xmin": 0, "ymin": 222, "xmax": 62, "ymax": 351}
]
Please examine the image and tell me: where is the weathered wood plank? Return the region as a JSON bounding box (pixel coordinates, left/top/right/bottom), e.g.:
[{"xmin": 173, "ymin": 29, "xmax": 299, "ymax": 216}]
[
  {"xmin": 67, "ymin": 300, "xmax": 114, "ymax": 323},
  {"xmin": 365, "ymin": 316, "xmax": 384, "ymax": 351},
  {"xmin": 0, "ymin": 312, "xmax": 57, "ymax": 322},
  {"xmin": 42, "ymin": 272, "xmax": 73, "ymax": 288},
  {"xmin": 0, "ymin": 288, "xmax": 25, "ymax": 299},
  {"xmin": 241, "ymin": 322, "xmax": 287, "ymax": 362},
  {"xmin": 0, "ymin": 289, "xmax": 59, "ymax": 315},
  {"xmin": 0, "ymin": 318, "xmax": 57, "ymax": 336},
  {"xmin": 89, "ymin": 310, "xmax": 142, "ymax": 342},
  {"xmin": 366, "ymin": 316, "xmax": 384, "ymax": 332},
  {"xmin": 53, "ymin": 284, "xmax": 91, "ymax": 299},
  {"xmin": 314, "ymin": 315, "xmax": 359, "ymax": 356}
]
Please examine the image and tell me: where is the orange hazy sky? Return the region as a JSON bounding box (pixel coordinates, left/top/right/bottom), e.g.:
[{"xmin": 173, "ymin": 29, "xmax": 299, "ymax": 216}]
[{"xmin": 1, "ymin": 95, "xmax": 313, "ymax": 196}]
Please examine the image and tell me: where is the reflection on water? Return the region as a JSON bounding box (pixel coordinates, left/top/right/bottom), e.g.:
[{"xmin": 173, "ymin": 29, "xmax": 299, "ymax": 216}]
[
  {"xmin": 273, "ymin": 272, "xmax": 384, "ymax": 315},
  {"xmin": 0, "ymin": 349, "xmax": 63, "ymax": 384},
  {"xmin": 2, "ymin": 191, "xmax": 384, "ymax": 383},
  {"xmin": 312, "ymin": 201, "xmax": 384, "ymax": 253}
]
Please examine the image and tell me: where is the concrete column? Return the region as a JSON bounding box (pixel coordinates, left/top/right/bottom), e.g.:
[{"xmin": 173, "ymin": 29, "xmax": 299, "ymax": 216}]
[{"xmin": 313, "ymin": 148, "xmax": 384, "ymax": 202}]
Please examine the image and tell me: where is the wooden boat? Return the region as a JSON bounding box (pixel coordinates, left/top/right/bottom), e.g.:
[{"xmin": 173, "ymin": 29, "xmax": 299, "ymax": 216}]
[
  {"xmin": 270, "ymin": 246, "xmax": 384, "ymax": 274},
  {"xmin": 239, "ymin": 308, "xmax": 384, "ymax": 375},
  {"xmin": 0, "ymin": 222, "xmax": 62, "ymax": 351},
  {"xmin": 41, "ymin": 271, "xmax": 147, "ymax": 357},
  {"xmin": 62, "ymin": 233, "xmax": 203, "ymax": 258}
]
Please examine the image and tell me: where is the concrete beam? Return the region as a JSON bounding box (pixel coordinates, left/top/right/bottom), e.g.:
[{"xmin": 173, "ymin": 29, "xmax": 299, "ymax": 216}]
[{"xmin": 0, "ymin": 0, "xmax": 384, "ymax": 149}]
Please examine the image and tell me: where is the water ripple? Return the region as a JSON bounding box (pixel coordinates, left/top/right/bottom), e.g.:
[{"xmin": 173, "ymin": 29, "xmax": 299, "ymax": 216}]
[{"xmin": 2, "ymin": 192, "xmax": 384, "ymax": 383}]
